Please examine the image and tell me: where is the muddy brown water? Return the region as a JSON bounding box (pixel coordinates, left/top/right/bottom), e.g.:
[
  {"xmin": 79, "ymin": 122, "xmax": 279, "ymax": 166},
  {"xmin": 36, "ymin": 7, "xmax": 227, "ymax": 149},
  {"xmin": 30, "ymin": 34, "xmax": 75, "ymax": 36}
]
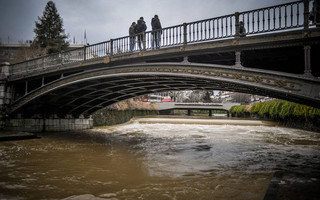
[{"xmin": 0, "ymin": 118, "xmax": 319, "ymax": 200}]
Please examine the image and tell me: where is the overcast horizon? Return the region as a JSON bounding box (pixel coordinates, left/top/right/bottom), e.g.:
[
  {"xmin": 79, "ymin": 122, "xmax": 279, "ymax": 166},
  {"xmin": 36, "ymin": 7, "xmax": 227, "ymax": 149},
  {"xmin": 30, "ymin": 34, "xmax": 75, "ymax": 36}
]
[{"xmin": 0, "ymin": 0, "xmax": 295, "ymax": 45}]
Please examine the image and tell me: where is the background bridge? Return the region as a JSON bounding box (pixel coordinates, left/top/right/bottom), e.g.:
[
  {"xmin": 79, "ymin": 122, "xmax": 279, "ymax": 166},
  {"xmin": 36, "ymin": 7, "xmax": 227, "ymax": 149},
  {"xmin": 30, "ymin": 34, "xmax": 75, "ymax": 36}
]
[
  {"xmin": 1, "ymin": 0, "xmax": 320, "ymax": 132},
  {"xmin": 156, "ymin": 102, "xmax": 240, "ymax": 116}
]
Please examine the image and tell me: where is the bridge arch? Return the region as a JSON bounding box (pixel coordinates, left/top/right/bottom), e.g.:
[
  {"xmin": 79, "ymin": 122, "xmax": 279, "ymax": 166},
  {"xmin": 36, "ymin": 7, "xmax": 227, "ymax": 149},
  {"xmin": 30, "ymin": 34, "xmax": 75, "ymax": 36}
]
[{"xmin": 9, "ymin": 62, "xmax": 320, "ymax": 118}]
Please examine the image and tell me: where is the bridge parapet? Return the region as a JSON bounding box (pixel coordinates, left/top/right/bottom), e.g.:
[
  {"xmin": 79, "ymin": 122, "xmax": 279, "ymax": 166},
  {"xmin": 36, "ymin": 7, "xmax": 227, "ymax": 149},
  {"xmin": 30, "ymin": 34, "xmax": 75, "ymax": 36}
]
[
  {"xmin": 9, "ymin": 0, "xmax": 316, "ymax": 78},
  {"xmin": 157, "ymin": 102, "xmax": 240, "ymax": 111}
]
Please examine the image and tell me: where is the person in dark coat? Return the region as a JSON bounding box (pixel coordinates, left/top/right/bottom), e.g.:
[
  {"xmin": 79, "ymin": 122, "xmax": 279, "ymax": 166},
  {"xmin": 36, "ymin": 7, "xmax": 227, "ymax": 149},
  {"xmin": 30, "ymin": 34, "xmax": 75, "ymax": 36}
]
[
  {"xmin": 129, "ymin": 22, "xmax": 136, "ymax": 51},
  {"xmin": 310, "ymin": 0, "xmax": 320, "ymax": 27},
  {"xmin": 151, "ymin": 15, "xmax": 162, "ymax": 49},
  {"xmin": 135, "ymin": 17, "xmax": 147, "ymax": 51},
  {"xmin": 239, "ymin": 21, "xmax": 246, "ymax": 37}
]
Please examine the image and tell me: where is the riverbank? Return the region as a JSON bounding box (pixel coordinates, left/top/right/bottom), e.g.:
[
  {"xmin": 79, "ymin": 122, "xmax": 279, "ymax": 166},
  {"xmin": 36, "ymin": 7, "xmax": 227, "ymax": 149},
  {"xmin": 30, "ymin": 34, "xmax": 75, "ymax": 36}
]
[
  {"xmin": 92, "ymin": 99, "xmax": 159, "ymax": 126},
  {"xmin": 229, "ymin": 100, "xmax": 320, "ymax": 133},
  {"xmin": 135, "ymin": 117, "xmax": 277, "ymax": 126}
]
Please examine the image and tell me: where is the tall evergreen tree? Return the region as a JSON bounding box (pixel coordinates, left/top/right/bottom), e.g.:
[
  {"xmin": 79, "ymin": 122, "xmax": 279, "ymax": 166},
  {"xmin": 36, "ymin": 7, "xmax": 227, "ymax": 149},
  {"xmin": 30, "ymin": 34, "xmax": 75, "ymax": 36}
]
[{"xmin": 33, "ymin": 1, "xmax": 69, "ymax": 54}]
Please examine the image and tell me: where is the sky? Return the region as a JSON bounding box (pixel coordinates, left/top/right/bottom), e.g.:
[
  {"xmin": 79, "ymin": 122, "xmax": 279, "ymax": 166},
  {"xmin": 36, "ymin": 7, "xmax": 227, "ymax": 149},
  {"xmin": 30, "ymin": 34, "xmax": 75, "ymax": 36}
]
[{"xmin": 0, "ymin": 0, "xmax": 295, "ymax": 45}]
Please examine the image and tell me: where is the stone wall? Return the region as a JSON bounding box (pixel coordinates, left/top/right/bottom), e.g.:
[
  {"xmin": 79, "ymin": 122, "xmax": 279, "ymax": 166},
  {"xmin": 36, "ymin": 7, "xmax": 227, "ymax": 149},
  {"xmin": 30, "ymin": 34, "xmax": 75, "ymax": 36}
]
[{"xmin": 6, "ymin": 118, "xmax": 93, "ymax": 132}]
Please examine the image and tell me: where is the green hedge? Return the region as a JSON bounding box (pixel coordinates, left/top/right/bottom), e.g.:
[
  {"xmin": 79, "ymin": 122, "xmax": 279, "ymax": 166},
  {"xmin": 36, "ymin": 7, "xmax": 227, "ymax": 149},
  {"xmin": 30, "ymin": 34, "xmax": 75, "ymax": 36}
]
[
  {"xmin": 92, "ymin": 110, "xmax": 158, "ymax": 126},
  {"xmin": 229, "ymin": 100, "xmax": 320, "ymax": 126},
  {"xmin": 229, "ymin": 104, "xmax": 248, "ymax": 117}
]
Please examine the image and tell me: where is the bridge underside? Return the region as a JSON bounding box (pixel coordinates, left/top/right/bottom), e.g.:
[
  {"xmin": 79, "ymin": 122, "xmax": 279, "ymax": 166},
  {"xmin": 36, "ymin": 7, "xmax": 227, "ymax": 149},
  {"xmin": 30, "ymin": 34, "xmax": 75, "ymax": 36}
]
[
  {"xmin": 12, "ymin": 75, "xmax": 239, "ymax": 117},
  {"xmin": 9, "ymin": 63, "xmax": 320, "ymax": 118}
]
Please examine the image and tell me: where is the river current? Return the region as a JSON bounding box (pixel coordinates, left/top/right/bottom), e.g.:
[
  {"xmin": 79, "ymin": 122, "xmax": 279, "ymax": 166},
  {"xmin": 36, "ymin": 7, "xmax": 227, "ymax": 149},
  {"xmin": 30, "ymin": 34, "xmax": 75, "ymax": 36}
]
[{"xmin": 0, "ymin": 118, "xmax": 319, "ymax": 200}]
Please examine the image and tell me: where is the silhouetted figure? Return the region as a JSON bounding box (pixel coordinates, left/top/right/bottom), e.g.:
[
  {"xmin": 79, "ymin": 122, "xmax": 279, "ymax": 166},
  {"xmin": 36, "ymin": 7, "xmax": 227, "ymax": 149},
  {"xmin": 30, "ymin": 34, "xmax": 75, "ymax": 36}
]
[
  {"xmin": 129, "ymin": 22, "xmax": 136, "ymax": 51},
  {"xmin": 151, "ymin": 15, "xmax": 162, "ymax": 49},
  {"xmin": 310, "ymin": 0, "xmax": 320, "ymax": 27},
  {"xmin": 135, "ymin": 17, "xmax": 147, "ymax": 51},
  {"xmin": 239, "ymin": 21, "xmax": 246, "ymax": 37}
]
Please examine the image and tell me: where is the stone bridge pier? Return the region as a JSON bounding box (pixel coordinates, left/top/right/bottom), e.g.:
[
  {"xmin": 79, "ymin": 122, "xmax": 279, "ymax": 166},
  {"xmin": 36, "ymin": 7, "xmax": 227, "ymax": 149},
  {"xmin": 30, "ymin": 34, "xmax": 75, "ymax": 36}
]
[
  {"xmin": 7, "ymin": 116, "xmax": 93, "ymax": 132},
  {"xmin": 0, "ymin": 62, "xmax": 11, "ymax": 129}
]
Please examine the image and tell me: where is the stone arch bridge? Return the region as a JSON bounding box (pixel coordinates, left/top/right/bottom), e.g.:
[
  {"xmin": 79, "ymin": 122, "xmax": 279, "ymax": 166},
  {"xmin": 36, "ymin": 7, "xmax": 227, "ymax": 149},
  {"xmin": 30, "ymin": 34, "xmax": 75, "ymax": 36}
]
[{"xmin": 0, "ymin": 0, "xmax": 320, "ymax": 131}]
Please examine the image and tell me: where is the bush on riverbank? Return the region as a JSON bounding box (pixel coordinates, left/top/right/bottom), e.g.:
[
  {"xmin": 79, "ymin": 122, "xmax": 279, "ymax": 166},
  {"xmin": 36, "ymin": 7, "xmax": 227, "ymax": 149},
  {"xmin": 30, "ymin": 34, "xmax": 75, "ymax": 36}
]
[
  {"xmin": 229, "ymin": 100, "xmax": 320, "ymax": 132},
  {"xmin": 92, "ymin": 99, "xmax": 159, "ymax": 126},
  {"xmin": 93, "ymin": 110, "xmax": 159, "ymax": 126}
]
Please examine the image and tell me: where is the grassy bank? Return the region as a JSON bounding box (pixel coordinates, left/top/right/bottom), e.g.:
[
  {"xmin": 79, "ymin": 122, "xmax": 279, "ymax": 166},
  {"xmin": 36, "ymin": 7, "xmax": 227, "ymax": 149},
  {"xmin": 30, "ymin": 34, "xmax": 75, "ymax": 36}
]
[{"xmin": 229, "ymin": 100, "xmax": 320, "ymax": 132}]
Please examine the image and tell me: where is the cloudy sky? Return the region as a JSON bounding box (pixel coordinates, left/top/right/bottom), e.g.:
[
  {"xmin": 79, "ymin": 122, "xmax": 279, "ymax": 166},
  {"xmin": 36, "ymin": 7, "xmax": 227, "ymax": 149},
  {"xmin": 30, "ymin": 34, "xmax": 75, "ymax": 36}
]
[{"xmin": 0, "ymin": 0, "xmax": 294, "ymax": 45}]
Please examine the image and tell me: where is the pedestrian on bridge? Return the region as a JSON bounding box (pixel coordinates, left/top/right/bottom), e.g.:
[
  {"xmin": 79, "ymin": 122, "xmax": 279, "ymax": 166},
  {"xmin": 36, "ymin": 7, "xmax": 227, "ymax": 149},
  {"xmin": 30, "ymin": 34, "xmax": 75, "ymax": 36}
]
[
  {"xmin": 135, "ymin": 17, "xmax": 147, "ymax": 51},
  {"xmin": 310, "ymin": 0, "xmax": 320, "ymax": 27},
  {"xmin": 239, "ymin": 21, "xmax": 246, "ymax": 37},
  {"xmin": 129, "ymin": 22, "xmax": 136, "ymax": 51},
  {"xmin": 151, "ymin": 15, "xmax": 162, "ymax": 49}
]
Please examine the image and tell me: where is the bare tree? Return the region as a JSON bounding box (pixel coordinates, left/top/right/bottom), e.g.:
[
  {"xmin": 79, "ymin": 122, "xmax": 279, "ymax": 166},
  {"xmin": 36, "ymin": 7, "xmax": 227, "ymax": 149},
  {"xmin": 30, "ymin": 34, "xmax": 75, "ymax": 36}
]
[
  {"xmin": 186, "ymin": 90, "xmax": 206, "ymax": 102},
  {"xmin": 231, "ymin": 93, "xmax": 251, "ymax": 103}
]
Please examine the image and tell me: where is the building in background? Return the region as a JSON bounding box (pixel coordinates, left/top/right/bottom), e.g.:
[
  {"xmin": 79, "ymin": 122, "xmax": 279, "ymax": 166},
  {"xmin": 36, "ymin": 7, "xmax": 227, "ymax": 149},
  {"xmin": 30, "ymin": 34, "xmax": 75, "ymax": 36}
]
[{"xmin": 0, "ymin": 42, "xmax": 85, "ymax": 64}]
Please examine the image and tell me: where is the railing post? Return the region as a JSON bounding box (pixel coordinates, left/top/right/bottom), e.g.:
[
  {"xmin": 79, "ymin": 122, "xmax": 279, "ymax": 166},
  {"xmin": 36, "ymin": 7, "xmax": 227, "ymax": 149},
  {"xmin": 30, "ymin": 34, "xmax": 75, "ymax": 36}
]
[
  {"xmin": 110, "ymin": 39, "xmax": 114, "ymax": 56},
  {"xmin": 25, "ymin": 81, "xmax": 28, "ymax": 95},
  {"xmin": 42, "ymin": 57, "xmax": 45, "ymax": 70},
  {"xmin": 143, "ymin": 33, "xmax": 146, "ymax": 51},
  {"xmin": 235, "ymin": 12, "xmax": 240, "ymax": 37},
  {"xmin": 235, "ymin": 51, "xmax": 243, "ymax": 67},
  {"xmin": 303, "ymin": 45, "xmax": 312, "ymax": 77},
  {"xmin": 183, "ymin": 23, "xmax": 187, "ymax": 45},
  {"xmin": 83, "ymin": 45, "xmax": 86, "ymax": 61},
  {"xmin": 303, "ymin": 0, "xmax": 310, "ymax": 29}
]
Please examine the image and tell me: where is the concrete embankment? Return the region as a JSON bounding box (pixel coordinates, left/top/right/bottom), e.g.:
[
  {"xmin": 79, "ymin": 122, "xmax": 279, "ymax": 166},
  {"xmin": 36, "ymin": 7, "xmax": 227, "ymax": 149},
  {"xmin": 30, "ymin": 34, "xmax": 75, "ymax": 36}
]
[
  {"xmin": 0, "ymin": 131, "xmax": 38, "ymax": 142},
  {"xmin": 135, "ymin": 117, "xmax": 277, "ymax": 126}
]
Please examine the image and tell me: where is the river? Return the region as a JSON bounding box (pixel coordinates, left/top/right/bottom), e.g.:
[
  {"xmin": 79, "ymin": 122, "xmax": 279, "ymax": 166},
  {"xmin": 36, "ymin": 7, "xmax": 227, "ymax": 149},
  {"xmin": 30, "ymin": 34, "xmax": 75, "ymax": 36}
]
[{"xmin": 0, "ymin": 118, "xmax": 319, "ymax": 200}]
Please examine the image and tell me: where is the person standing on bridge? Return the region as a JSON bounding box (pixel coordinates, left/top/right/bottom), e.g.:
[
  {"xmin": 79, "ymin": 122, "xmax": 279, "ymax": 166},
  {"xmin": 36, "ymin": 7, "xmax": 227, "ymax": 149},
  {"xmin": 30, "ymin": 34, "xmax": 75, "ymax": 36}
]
[
  {"xmin": 239, "ymin": 21, "xmax": 246, "ymax": 37},
  {"xmin": 135, "ymin": 17, "xmax": 147, "ymax": 51},
  {"xmin": 151, "ymin": 15, "xmax": 162, "ymax": 49},
  {"xmin": 129, "ymin": 22, "xmax": 136, "ymax": 51},
  {"xmin": 310, "ymin": 0, "xmax": 320, "ymax": 27}
]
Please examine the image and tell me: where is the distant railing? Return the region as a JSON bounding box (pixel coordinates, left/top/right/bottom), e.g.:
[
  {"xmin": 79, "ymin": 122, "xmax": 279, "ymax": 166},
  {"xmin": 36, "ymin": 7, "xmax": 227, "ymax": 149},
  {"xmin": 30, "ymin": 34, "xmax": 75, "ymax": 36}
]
[
  {"xmin": 10, "ymin": 0, "xmax": 314, "ymax": 77},
  {"xmin": 175, "ymin": 103, "xmax": 223, "ymax": 107}
]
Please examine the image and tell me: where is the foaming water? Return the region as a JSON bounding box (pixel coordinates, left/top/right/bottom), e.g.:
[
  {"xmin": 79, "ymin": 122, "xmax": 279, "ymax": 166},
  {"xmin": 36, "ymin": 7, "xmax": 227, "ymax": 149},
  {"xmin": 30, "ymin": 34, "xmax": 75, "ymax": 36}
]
[
  {"xmin": 109, "ymin": 121, "xmax": 320, "ymax": 176},
  {"xmin": 1, "ymin": 118, "xmax": 319, "ymax": 200}
]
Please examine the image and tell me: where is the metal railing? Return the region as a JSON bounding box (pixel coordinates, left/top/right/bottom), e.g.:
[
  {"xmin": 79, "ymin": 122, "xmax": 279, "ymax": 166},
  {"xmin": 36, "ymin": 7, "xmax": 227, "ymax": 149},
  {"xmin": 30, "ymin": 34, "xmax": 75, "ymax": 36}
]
[
  {"xmin": 238, "ymin": 1, "xmax": 305, "ymax": 34},
  {"xmin": 10, "ymin": 0, "xmax": 314, "ymax": 77}
]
